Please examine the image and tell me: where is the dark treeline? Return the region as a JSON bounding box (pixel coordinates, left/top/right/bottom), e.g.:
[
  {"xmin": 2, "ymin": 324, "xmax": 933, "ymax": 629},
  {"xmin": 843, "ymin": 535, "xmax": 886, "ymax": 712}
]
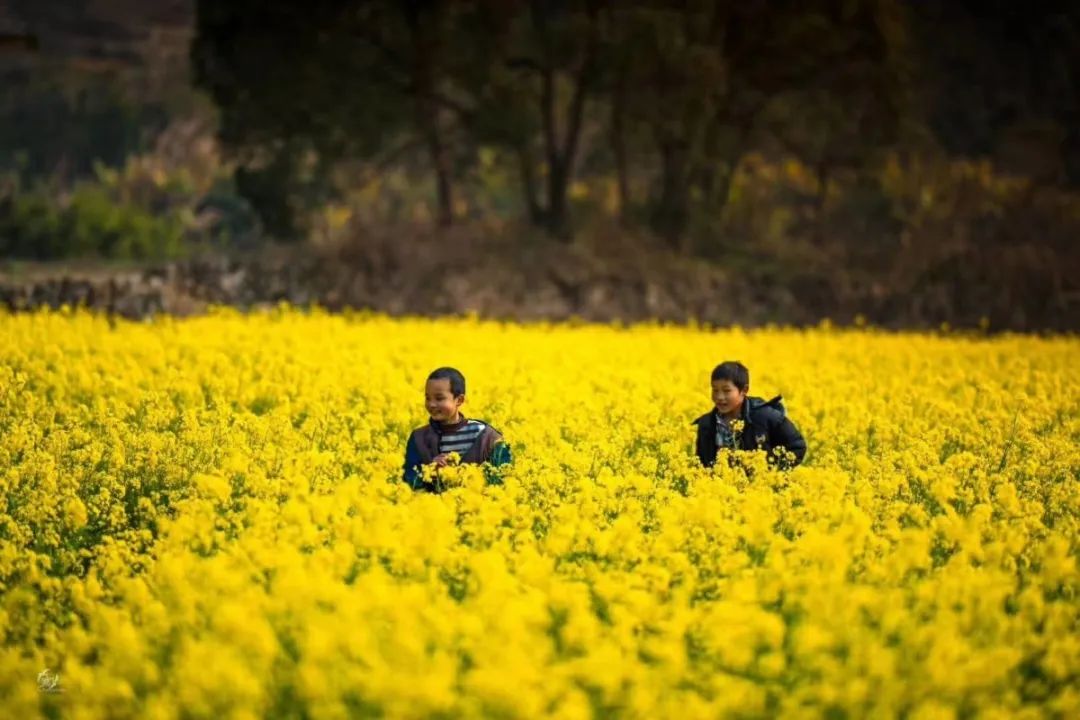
[
  {"xmin": 2, "ymin": 1, "xmax": 1079, "ymax": 328},
  {"xmin": 192, "ymin": 0, "xmax": 1079, "ymax": 247}
]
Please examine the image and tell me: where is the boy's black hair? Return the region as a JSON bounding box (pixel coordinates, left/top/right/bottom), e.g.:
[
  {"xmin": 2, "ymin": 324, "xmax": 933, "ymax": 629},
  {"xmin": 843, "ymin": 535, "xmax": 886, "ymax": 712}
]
[
  {"xmin": 711, "ymin": 361, "xmax": 749, "ymax": 392},
  {"xmin": 428, "ymin": 367, "xmax": 466, "ymax": 396}
]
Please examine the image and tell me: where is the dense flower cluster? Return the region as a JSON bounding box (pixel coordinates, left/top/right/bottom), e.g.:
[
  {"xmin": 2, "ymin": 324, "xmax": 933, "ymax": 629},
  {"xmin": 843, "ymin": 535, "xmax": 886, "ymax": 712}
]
[{"xmin": 1, "ymin": 309, "xmax": 1077, "ymax": 718}]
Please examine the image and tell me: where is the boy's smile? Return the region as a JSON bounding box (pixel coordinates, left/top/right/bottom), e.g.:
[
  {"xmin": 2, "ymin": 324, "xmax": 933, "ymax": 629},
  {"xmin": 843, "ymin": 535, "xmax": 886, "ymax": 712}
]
[
  {"xmin": 712, "ymin": 379, "xmax": 747, "ymax": 419},
  {"xmin": 426, "ymin": 378, "xmax": 464, "ymax": 424}
]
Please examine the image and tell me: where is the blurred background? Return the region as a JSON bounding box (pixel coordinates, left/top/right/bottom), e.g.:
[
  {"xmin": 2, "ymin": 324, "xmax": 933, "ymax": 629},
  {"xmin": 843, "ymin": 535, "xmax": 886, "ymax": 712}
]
[{"xmin": 1, "ymin": 0, "xmax": 1077, "ymax": 329}]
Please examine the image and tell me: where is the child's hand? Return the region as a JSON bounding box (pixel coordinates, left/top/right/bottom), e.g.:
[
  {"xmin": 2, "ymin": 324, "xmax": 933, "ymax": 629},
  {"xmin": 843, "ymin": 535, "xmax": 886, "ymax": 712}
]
[{"xmin": 432, "ymin": 452, "xmax": 461, "ymax": 468}]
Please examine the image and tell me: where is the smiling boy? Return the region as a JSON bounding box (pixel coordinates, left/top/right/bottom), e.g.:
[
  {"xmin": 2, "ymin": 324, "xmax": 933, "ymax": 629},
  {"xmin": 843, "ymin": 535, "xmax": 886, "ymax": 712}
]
[
  {"xmin": 693, "ymin": 361, "xmax": 807, "ymax": 469},
  {"xmin": 402, "ymin": 367, "xmax": 512, "ymax": 491}
]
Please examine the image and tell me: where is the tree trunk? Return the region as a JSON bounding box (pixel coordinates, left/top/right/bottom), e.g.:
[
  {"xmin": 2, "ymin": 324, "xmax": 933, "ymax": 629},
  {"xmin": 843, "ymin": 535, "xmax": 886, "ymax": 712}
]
[
  {"xmin": 652, "ymin": 140, "xmax": 690, "ymax": 248},
  {"xmin": 425, "ymin": 117, "xmax": 453, "ymax": 227},
  {"xmin": 517, "ymin": 145, "xmax": 543, "ymax": 224},
  {"xmin": 407, "ymin": 1, "xmax": 454, "ymax": 226},
  {"xmin": 813, "ymin": 161, "xmax": 830, "ymax": 245},
  {"xmin": 611, "ymin": 60, "xmax": 631, "ymax": 223},
  {"xmin": 530, "ymin": 0, "xmax": 597, "ymax": 240},
  {"xmin": 534, "ymin": 0, "xmax": 558, "ymax": 233},
  {"xmin": 539, "ymin": 57, "xmax": 565, "ymax": 235},
  {"xmin": 547, "ymin": 158, "xmax": 570, "ymax": 238}
]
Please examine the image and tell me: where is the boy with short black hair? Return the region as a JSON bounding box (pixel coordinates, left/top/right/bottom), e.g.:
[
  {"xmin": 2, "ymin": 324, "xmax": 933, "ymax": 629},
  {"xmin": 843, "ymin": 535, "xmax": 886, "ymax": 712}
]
[
  {"xmin": 402, "ymin": 367, "xmax": 512, "ymax": 491},
  {"xmin": 693, "ymin": 360, "xmax": 807, "ymax": 469}
]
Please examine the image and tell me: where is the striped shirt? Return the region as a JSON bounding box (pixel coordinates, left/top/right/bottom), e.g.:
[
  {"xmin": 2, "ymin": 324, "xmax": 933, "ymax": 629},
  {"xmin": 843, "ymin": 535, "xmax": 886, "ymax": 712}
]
[{"xmin": 438, "ymin": 420, "xmax": 487, "ymax": 456}]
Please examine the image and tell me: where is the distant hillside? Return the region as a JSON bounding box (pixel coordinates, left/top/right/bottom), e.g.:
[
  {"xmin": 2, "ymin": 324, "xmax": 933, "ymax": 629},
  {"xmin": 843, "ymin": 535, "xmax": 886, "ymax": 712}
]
[
  {"xmin": 1, "ymin": 0, "xmax": 198, "ymax": 180},
  {"xmin": 3, "ymin": 0, "xmax": 192, "ymax": 67}
]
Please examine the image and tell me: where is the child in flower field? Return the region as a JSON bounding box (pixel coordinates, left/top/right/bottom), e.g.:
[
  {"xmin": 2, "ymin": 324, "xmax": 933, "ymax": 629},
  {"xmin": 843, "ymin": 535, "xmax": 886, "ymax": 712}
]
[
  {"xmin": 402, "ymin": 367, "xmax": 513, "ymax": 491},
  {"xmin": 693, "ymin": 361, "xmax": 807, "ymax": 469}
]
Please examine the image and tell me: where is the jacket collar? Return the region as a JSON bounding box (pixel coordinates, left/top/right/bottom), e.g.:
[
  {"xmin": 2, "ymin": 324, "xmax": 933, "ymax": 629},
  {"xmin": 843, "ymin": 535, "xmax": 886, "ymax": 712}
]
[
  {"xmin": 429, "ymin": 415, "xmax": 469, "ymax": 435},
  {"xmin": 692, "ymin": 410, "xmax": 715, "ymax": 426},
  {"xmin": 694, "ymin": 395, "xmax": 772, "ymax": 426}
]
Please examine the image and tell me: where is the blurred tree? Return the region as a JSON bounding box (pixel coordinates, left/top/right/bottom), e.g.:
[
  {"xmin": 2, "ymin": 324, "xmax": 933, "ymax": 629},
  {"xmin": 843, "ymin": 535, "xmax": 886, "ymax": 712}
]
[
  {"xmin": 914, "ymin": 0, "xmax": 1080, "ymax": 187},
  {"xmin": 195, "ymin": 0, "xmax": 607, "ymax": 239},
  {"xmin": 192, "ymin": 0, "xmax": 1074, "ymax": 249},
  {"xmin": 759, "ymin": 0, "xmax": 913, "ymax": 245},
  {"xmin": 0, "ymin": 66, "xmax": 166, "ymax": 183},
  {"xmin": 454, "ymin": 0, "xmax": 601, "ymax": 237},
  {"xmin": 193, "ymin": 0, "xmax": 416, "ymax": 238},
  {"xmin": 602, "ymin": 1, "xmax": 913, "ymax": 251}
]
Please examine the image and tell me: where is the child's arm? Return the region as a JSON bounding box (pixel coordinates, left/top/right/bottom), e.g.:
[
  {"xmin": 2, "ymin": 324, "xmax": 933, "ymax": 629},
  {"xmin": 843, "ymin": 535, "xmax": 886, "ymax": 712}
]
[
  {"xmin": 483, "ymin": 435, "xmax": 513, "ymax": 485},
  {"xmin": 490, "ymin": 441, "xmax": 512, "ymax": 466},
  {"xmin": 402, "ymin": 433, "xmax": 426, "ymax": 490},
  {"xmin": 769, "ymin": 415, "xmax": 807, "ymax": 468},
  {"xmin": 694, "ymin": 418, "xmax": 714, "ymax": 467}
]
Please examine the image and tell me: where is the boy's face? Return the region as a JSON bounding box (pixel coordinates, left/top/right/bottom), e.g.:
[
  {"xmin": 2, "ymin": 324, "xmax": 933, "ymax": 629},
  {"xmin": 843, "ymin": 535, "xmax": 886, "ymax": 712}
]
[
  {"xmin": 711, "ymin": 379, "xmax": 747, "ymax": 417},
  {"xmin": 425, "ymin": 378, "xmax": 464, "ymax": 423}
]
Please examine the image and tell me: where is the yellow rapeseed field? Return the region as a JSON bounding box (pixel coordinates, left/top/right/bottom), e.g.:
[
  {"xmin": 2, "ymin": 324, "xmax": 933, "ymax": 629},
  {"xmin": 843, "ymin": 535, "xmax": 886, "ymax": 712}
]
[{"xmin": 1, "ymin": 309, "xmax": 1078, "ymax": 719}]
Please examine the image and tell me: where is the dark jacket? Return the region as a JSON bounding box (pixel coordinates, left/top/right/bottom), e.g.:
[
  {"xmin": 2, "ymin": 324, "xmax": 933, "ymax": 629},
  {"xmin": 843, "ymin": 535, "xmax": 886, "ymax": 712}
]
[
  {"xmin": 402, "ymin": 418, "xmax": 512, "ymax": 491},
  {"xmin": 693, "ymin": 395, "xmax": 807, "ymax": 469}
]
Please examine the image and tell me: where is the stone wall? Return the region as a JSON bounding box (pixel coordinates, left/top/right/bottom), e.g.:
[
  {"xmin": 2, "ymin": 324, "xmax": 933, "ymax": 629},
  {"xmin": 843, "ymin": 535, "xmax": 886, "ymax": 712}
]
[{"xmin": 1, "ymin": 243, "xmax": 1074, "ymax": 331}]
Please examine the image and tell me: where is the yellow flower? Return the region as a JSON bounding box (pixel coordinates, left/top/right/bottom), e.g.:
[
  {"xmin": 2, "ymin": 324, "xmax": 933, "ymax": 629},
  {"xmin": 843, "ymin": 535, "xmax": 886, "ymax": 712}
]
[{"xmin": 0, "ymin": 309, "xmax": 1075, "ymax": 718}]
